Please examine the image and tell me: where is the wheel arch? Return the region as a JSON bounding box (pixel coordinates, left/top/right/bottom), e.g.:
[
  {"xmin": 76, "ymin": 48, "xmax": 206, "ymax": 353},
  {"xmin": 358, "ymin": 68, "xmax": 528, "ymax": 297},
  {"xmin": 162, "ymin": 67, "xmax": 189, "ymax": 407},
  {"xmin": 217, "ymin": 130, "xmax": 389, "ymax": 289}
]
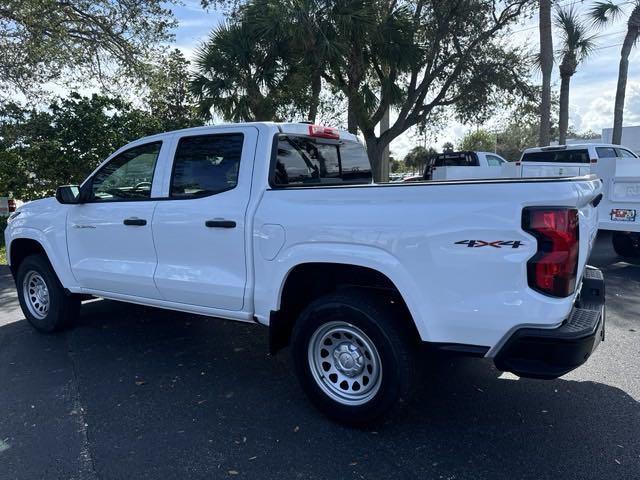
[
  {"xmin": 266, "ymin": 250, "xmax": 426, "ymax": 354},
  {"xmin": 9, "ymin": 237, "xmax": 48, "ymax": 277},
  {"xmin": 7, "ymin": 229, "xmax": 75, "ymax": 288}
]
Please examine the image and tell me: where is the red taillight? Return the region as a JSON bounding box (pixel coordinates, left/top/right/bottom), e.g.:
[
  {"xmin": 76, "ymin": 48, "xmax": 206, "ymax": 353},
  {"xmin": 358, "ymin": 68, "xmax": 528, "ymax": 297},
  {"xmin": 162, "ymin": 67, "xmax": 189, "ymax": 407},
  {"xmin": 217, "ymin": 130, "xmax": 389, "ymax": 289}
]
[
  {"xmin": 7, "ymin": 198, "xmax": 16, "ymax": 212},
  {"xmin": 522, "ymin": 207, "xmax": 579, "ymax": 297},
  {"xmin": 308, "ymin": 124, "xmax": 339, "ymax": 139}
]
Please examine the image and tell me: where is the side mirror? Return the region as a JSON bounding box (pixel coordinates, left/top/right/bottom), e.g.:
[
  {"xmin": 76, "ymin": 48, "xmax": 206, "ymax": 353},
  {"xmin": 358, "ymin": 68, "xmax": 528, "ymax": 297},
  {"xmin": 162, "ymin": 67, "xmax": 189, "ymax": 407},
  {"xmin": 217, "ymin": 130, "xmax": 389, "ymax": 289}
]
[{"xmin": 56, "ymin": 185, "xmax": 81, "ymax": 204}]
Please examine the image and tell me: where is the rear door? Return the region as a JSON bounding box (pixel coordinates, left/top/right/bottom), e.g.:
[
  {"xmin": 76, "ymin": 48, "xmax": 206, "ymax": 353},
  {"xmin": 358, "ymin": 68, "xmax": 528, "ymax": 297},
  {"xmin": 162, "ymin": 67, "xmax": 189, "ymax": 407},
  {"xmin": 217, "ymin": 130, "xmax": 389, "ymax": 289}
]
[
  {"xmin": 521, "ymin": 149, "xmax": 591, "ymax": 177},
  {"xmin": 152, "ymin": 127, "xmax": 258, "ymax": 311}
]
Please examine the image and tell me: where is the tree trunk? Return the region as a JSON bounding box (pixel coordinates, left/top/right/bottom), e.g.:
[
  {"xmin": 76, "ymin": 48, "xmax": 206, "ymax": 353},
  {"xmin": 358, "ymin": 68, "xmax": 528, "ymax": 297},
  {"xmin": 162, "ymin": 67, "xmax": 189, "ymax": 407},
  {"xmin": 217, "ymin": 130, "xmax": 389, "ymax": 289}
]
[
  {"xmin": 308, "ymin": 70, "xmax": 321, "ymax": 123},
  {"xmin": 538, "ymin": 0, "xmax": 553, "ymax": 146},
  {"xmin": 365, "ymin": 136, "xmax": 384, "ymax": 182},
  {"xmin": 347, "ymin": 96, "xmax": 358, "ymax": 134},
  {"xmin": 558, "ymin": 73, "xmax": 571, "ymax": 145},
  {"xmin": 379, "ymin": 107, "xmax": 390, "ymax": 182},
  {"xmin": 612, "ymin": 11, "xmax": 639, "ymax": 144}
]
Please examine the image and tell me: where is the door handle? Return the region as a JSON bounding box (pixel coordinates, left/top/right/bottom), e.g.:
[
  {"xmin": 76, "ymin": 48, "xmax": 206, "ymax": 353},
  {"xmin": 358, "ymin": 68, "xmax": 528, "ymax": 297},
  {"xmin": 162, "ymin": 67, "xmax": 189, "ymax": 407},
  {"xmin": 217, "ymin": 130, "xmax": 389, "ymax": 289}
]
[
  {"xmin": 123, "ymin": 218, "xmax": 147, "ymax": 226},
  {"xmin": 205, "ymin": 219, "xmax": 236, "ymax": 228}
]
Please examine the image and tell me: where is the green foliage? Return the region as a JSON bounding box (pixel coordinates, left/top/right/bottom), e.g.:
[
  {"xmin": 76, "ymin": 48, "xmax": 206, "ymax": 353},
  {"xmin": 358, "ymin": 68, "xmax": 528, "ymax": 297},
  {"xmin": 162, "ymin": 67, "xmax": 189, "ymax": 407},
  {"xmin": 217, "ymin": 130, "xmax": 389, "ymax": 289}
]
[
  {"xmin": 442, "ymin": 142, "xmax": 454, "ymax": 153},
  {"xmin": 0, "ymin": 0, "xmax": 177, "ymax": 97},
  {"xmin": 390, "ymin": 158, "xmax": 406, "ymax": 173},
  {"xmin": 568, "ymin": 128, "xmax": 601, "ymax": 140},
  {"xmin": 0, "ymin": 94, "xmax": 162, "ymax": 200},
  {"xmin": 146, "ymin": 49, "xmax": 201, "ymax": 131},
  {"xmin": 555, "ymin": 7, "xmax": 598, "ymax": 74},
  {"xmin": 404, "ymin": 146, "xmax": 436, "ymax": 174},
  {"xmin": 459, "ymin": 129, "xmax": 495, "ymax": 152},
  {"xmin": 192, "ymin": 0, "xmax": 533, "ymax": 180},
  {"xmin": 191, "ymin": 11, "xmax": 311, "ymax": 122}
]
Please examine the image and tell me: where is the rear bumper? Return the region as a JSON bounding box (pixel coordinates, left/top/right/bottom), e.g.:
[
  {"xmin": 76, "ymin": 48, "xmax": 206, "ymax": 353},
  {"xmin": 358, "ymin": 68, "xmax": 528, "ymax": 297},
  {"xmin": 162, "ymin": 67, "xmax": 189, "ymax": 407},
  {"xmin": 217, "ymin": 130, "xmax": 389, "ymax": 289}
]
[{"xmin": 494, "ymin": 266, "xmax": 605, "ymax": 379}]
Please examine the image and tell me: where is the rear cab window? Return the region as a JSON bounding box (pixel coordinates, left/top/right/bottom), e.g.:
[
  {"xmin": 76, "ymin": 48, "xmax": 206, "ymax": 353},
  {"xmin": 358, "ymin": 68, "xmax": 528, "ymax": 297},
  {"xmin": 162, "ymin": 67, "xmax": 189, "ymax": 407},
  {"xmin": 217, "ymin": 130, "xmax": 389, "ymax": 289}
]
[
  {"xmin": 271, "ymin": 135, "xmax": 372, "ymax": 187},
  {"xmin": 521, "ymin": 149, "xmax": 590, "ymax": 163},
  {"xmin": 433, "ymin": 152, "xmax": 479, "ymax": 167}
]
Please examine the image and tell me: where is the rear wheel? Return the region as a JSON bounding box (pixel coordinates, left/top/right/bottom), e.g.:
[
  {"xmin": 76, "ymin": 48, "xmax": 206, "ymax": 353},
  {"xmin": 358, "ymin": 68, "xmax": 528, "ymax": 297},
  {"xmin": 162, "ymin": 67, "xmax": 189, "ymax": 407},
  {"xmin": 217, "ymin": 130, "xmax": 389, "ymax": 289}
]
[
  {"xmin": 291, "ymin": 290, "xmax": 417, "ymax": 425},
  {"xmin": 612, "ymin": 232, "xmax": 640, "ymax": 258},
  {"xmin": 16, "ymin": 255, "xmax": 80, "ymax": 332}
]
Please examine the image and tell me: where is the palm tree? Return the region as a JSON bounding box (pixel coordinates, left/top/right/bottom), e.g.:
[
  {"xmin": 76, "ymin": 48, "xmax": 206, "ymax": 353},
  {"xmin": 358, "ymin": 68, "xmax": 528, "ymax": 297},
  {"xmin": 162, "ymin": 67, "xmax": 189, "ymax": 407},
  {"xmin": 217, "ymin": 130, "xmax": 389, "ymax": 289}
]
[
  {"xmin": 191, "ymin": 22, "xmax": 283, "ymax": 121},
  {"xmin": 555, "ymin": 7, "xmax": 598, "ymax": 144},
  {"xmin": 589, "ymin": 1, "xmax": 640, "ymax": 145},
  {"xmin": 538, "ymin": 0, "xmax": 554, "ymax": 146}
]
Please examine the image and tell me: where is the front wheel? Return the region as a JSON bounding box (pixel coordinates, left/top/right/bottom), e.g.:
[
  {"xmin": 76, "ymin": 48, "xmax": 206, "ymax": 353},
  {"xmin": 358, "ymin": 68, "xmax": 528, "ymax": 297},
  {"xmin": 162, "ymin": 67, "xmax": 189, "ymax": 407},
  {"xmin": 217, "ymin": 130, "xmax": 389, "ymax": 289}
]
[
  {"xmin": 612, "ymin": 231, "xmax": 640, "ymax": 258},
  {"xmin": 291, "ymin": 290, "xmax": 417, "ymax": 425},
  {"xmin": 16, "ymin": 255, "xmax": 80, "ymax": 332}
]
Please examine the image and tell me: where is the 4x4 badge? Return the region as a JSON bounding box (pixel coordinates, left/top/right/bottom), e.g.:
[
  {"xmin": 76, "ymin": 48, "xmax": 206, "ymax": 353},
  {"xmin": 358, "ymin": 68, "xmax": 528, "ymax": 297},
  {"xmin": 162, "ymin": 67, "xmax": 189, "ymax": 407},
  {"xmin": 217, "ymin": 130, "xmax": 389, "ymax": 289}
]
[{"xmin": 455, "ymin": 240, "xmax": 525, "ymax": 248}]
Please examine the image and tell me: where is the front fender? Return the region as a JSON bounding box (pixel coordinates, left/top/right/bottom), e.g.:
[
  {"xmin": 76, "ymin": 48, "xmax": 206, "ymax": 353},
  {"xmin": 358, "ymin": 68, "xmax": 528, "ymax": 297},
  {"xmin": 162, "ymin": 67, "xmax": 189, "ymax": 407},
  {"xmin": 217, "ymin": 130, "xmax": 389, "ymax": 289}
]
[
  {"xmin": 253, "ymin": 242, "xmax": 433, "ymax": 340},
  {"xmin": 7, "ymin": 226, "xmax": 77, "ymax": 290}
]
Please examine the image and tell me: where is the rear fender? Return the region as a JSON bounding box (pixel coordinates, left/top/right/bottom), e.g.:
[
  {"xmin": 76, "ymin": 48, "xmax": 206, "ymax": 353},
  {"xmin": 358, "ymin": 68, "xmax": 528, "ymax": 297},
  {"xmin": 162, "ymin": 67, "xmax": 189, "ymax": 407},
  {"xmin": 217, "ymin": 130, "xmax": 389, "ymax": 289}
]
[{"xmin": 254, "ymin": 242, "xmax": 431, "ymax": 340}]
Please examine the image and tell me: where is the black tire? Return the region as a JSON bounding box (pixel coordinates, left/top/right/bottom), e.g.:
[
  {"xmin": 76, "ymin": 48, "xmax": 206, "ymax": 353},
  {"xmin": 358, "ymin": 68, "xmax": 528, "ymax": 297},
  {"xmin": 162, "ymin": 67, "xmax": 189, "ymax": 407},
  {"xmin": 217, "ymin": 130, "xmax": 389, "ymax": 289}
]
[
  {"xmin": 16, "ymin": 254, "xmax": 80, "ymax": 333},
  {"xmin": 291, "ymin": 289, "xmax": 418, "ymax": 425},
  {"xmin": 612, "ymin": 232, "xmax": 639, "ymax": 258}
]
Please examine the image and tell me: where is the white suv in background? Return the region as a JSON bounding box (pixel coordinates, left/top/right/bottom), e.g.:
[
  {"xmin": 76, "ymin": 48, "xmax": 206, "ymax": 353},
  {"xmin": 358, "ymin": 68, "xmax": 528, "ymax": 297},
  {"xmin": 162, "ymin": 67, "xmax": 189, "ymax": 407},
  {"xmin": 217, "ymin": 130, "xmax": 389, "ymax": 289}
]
[{"xmin": 520, "ymin": 144, "xmax": 640, "ymax": 258}]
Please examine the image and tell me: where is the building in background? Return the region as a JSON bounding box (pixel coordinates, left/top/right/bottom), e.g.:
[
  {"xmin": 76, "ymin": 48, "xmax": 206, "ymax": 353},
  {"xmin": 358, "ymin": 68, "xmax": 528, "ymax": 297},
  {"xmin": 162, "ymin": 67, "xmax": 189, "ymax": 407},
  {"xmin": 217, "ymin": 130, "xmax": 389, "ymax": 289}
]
[
  {"xmin": 602, "ymin": 126, "xmax": 640, "ymax": 154},
  {"xmin": 551, "ymin": 126, "xmax": 639, "ymax": 154}
]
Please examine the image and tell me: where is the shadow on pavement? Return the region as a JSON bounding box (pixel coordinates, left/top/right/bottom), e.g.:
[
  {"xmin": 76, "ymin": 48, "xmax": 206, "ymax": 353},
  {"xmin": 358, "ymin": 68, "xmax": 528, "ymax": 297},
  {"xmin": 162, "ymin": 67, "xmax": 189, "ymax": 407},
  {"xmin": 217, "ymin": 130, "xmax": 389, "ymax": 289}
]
[
  {"xmin": 0, "ymin": 234, "xmax": 638, "ymax": 479},
  {"xmin": 1, "ymin": 298, "xmax": 638, "ymax": 480}
]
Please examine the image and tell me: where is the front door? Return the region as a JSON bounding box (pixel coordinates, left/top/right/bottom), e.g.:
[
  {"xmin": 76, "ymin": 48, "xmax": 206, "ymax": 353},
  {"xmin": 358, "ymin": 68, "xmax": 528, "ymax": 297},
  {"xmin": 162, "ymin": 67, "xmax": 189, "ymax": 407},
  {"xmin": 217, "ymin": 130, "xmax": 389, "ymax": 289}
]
[
  {"xmin": 67, "ymin": 141, "xmax": 164, "ymax": 299},
  {"xmin": 152, "ymin": 128, "xmax": 257, "ymax": 311}
]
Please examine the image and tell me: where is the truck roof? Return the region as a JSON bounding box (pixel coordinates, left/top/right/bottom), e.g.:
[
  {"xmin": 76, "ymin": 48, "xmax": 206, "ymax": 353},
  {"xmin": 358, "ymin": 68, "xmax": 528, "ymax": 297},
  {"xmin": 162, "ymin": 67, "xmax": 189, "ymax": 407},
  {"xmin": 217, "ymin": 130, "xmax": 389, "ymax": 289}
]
[
  {"xmin": 522, "ymin": 143, "xmax": 623, "ymax": 153},
  {"xmin": 128, "ymin": 122, "xmax": 360, "ymax": 146}
]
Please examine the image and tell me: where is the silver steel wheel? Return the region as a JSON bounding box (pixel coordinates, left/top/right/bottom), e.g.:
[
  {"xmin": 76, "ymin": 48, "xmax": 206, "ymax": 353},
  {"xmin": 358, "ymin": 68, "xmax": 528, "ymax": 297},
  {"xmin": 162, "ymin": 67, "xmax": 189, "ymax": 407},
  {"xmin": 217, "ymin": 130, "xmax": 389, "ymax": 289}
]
[
  {"xmin": 308, "ymin": 321, "xmax": 382, "ymax": 406},
  {"xmin": 23, "ymin": 271, "xmax": 50, "ymax": 320}
]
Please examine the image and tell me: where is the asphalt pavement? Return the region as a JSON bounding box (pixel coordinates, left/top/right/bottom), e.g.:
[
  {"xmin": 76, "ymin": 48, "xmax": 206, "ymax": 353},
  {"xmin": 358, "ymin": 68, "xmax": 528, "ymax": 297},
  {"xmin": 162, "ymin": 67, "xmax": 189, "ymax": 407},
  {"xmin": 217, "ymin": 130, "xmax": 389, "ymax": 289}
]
[{"xmin": 0, "ymin": 232, "xmax": 638, "ymax": 480}]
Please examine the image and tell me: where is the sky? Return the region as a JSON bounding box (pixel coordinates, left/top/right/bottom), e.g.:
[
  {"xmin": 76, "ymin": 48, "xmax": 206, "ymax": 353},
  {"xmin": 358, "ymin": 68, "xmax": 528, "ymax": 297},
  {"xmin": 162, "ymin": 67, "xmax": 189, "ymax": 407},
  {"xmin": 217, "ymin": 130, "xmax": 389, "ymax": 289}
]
[{"xmin": 170, "ymin": 0, "xmax": 640, "ymax": 159}]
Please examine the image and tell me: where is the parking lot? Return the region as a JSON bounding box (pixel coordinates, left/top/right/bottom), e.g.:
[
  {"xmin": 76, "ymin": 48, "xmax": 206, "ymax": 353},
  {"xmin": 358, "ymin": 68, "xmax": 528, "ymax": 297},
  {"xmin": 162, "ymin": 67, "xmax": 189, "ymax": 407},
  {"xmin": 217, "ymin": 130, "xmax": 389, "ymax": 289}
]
[{"xmin": 0, "ymin": 232, "xmax": 638, "ymax": 480}]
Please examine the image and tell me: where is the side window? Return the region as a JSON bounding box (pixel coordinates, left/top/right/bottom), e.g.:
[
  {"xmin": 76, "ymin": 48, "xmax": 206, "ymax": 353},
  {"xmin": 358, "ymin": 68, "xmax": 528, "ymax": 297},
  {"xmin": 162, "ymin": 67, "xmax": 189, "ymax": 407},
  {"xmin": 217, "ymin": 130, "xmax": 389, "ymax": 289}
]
[
  {"xmin": 596, "ymin": 147, "xmax": 617, "ymax": 159},
  {"xmin": 486, "ymin": 155, "xmax": 504, "ymax": 166},
  {"xmin": 170, "ymin": 133, "xmax": 244, "ymax": 198},
  {"xmin": 90, "ymin": 142, "xmax": 161, "ymax": 202},
  {"xmin": 615, "ymin": 148, "xmax": 638, "ymax": 158}
]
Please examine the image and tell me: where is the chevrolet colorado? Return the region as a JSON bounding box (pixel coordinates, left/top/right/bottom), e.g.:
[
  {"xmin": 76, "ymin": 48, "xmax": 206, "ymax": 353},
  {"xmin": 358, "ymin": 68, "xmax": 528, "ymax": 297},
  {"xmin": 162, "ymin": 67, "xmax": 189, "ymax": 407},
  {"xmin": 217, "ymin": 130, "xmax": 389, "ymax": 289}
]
[{"xmin": 5, "ymin": 122, "xmax": 606, "ymax": 423}]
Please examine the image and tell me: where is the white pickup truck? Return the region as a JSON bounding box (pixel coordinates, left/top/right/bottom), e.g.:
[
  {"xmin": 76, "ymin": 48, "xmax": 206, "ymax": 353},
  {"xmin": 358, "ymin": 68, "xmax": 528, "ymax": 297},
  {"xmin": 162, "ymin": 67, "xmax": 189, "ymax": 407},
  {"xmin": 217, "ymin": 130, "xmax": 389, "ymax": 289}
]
[
  {"xmin": 5, "ymin": 122, "xmax": 606, "ymax": 423},
  {"xmin": 520, "ymin": 144, "xmax": 640, "ymax": 258},
  {"xmin": 426, "ymin": 151, "xmax": 516, "ymax": 181}
]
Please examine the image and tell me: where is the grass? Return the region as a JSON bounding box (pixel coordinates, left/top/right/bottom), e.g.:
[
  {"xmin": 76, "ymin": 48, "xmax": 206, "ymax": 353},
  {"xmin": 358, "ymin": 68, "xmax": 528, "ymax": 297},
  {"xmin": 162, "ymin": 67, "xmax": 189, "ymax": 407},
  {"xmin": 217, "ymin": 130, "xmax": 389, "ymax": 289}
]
[{"xmin": 0, "ymin": 245, "xmax": 5, "ymax": 265}]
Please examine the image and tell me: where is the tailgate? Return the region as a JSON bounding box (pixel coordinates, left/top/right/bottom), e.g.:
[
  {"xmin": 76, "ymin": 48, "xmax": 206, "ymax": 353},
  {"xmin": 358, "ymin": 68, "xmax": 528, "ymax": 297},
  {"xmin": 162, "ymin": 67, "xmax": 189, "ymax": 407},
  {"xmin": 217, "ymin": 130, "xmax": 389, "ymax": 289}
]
[
  {"xmin": 575, "ymin": 182, "xmax": 600, "ymax": 281},
  {"xmin": 610, "ymin": 178, "xmax": 640, "ymax": 203}
]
